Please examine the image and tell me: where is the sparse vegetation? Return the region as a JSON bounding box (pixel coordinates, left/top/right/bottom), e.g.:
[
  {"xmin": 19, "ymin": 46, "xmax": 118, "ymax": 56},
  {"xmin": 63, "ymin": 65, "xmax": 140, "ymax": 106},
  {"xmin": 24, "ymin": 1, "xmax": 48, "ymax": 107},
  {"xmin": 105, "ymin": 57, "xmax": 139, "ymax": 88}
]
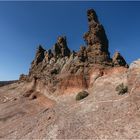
[
  {"xmin": 76, "ymin": 91, "xmax": 89, "ymax": 101},
  {"xmin": 116, "ymin": 83, "xmax": 128, "ymax": 95}
]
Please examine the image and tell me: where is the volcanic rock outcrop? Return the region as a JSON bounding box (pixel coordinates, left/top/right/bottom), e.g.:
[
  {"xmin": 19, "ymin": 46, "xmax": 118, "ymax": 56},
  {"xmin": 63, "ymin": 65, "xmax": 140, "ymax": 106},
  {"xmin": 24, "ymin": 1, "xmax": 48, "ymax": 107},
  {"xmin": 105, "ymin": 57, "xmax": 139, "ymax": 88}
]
[
  {"xmin": 83, "ymin": 9, "xmax": 111, "ymax": 64},
  {"xmin": 112, "ymin": 51, "xmax": 128, "ymax": 67},
  {"xmin": 23, "ymin": 9, "xmax": 128, "ymax": 94},
  {"xmin": 53, "ymin": 36, "xmax": 71, "ymax": 58},
  {"xmin": 32, "ymin": 45, "xmax": 45, "ymax": 66},
  {"xmin": 2, "ymin": 9, "xmax": 140, "ymax": 140}
]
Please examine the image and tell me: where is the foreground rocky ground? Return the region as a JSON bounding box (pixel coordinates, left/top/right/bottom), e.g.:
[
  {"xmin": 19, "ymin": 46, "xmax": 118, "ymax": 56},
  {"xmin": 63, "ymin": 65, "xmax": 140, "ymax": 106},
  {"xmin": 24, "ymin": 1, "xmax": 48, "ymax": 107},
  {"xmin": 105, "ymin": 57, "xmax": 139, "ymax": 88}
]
[{"xmin": 1, "ymin": 60, "xmax": 140, "ymax": 139}]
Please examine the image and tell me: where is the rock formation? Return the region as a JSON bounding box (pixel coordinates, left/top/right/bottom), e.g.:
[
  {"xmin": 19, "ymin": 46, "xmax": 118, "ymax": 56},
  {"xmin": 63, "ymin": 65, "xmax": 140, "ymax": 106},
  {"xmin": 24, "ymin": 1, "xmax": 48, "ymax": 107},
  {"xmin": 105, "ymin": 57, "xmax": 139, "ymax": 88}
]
[
  {"xmin": 83, "ymin": 9, "xmax": 111, "ymax": 64},
  {"xmin": 22, "ymin": 9, "xmax": 128, "ymax": 94},
  {"xmin": 53, "ymin": 36, "xmax": 71, "ymax": 58},
  {"xmin": 2, "ymin": 8, "xmax": 140, "ymax": 140},
  {"xmin": 77, "ymin": 46, "xmax": 88, "ymax": 62},
  {"xmin": 32, "ymin": 45, "xmax": 45, "ymax": 66},
  {"xmin": 44, "ymin": 49, "xmax": 54, "ymax": 62},
  {"xmin": 112, "ymin": 51, "xmax": 128, "ymax": 67}
]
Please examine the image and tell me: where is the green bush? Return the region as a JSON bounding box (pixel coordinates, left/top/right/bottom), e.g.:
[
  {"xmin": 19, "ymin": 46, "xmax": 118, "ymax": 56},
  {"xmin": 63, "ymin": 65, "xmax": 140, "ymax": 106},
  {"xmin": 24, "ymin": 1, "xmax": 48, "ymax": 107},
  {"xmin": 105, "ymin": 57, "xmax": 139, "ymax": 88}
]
[
  {"xmin": 116, "ymin": 83, "xmax": 128, "ymax": 95},
  {"xmin": 76, "ymin": 91, "xmax": 89, "ymax": 101}
]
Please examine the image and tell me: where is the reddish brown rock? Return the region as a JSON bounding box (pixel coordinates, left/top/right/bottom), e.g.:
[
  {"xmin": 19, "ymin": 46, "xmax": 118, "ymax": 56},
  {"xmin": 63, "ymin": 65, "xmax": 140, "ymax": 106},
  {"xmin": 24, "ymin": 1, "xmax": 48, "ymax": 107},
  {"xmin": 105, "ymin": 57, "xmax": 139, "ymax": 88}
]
[
  {"xmin": 32, "ymin": 45, "xmax": 45, "ymax": 66},
  {"xmin": 58, "ymin": 74, "xmax": 89, "ymax": 94},
  {"xmin": 112, "ymin": 51, "xmax": 128, "ymax": 67},
  {"xmin": 22, "ymin": 9, "xmax": 128, "ymax": 95},
  {"xmin": 53, "ymin": 36, "xmax": 71, "ymax": 58},
  {"xmin": 83, "ymin": 9, "xmax": 111, "ymax": 64},
  {"xmin": 77, "ymin": 46, "xmax": 88, "ymax": 62}
]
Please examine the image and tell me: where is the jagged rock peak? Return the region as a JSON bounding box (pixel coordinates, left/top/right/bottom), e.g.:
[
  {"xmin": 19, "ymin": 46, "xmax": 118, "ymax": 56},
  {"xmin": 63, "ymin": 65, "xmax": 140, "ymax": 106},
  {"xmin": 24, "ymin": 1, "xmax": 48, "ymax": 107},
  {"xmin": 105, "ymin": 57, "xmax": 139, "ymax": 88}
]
[
  {"xmin": 87, "ymin": 9, "xmax": 99, "ymax": 23},
  {"xmin": 77, "ymin": 46, "xmax": 88, "ymax": 62},
  {"xmin": 83, "ymin": 9, "xmax": 111, "ymax": 65},
  {"xmin": 112, "ymin": 51, "xmax": 128, "ymax": 67},
  {"xmin": 31, "ymin": 36, "xmax": 71, "ymax": 67},
  {"xmin": 22, "ymin": 8, "xmax": 129, "ymax": 94},
  {"xmin": 53, "ymin": 36, "xmax": 71, "ymax": 58},
  {"xmin": 32, "ymin": 45, "xmax": 45, "ymax": 66}
]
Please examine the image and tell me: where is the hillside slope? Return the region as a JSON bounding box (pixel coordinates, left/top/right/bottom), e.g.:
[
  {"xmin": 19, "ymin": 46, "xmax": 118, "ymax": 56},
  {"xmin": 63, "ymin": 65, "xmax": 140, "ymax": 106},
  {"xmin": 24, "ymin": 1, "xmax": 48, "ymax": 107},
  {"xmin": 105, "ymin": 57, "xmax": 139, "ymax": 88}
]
[{"xmin": 0, "ymin": 62, "xmax": 140, "ymax": 139}]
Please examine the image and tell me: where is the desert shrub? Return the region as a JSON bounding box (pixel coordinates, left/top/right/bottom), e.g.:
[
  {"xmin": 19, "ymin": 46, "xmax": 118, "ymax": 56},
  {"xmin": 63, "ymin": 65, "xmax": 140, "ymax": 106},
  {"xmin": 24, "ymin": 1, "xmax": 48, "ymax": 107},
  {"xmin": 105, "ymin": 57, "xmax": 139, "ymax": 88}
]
[
  {"xmin": 76, "ymin": 91, "xmax": 89, "ymax": 101},
  {"xmin": 116, "ymin": 83, "xmax": 128, "ymax": 95}
]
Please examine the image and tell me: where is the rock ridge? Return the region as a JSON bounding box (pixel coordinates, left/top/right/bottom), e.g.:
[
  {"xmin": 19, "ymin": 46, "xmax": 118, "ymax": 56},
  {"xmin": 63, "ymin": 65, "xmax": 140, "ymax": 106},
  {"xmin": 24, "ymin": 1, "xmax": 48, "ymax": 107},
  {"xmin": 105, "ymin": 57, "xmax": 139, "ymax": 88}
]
[{"xmin": 21, "ymin": 8, "xmax": 128, "ymax": 94}]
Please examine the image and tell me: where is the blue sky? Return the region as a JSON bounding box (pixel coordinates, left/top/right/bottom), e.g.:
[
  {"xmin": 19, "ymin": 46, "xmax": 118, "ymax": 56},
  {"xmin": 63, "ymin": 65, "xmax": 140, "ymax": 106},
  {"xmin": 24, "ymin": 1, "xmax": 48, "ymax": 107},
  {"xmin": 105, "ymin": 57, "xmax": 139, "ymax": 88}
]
[{"xmin": 0, "ymin": 1, "xmax": 140, "ymax": 80}]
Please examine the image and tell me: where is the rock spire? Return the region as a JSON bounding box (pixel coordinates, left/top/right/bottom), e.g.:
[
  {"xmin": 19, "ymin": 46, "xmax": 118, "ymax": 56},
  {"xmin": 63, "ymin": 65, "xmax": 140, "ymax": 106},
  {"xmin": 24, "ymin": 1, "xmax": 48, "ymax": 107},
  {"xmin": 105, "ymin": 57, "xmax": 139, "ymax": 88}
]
[
  {"xmin": 83, "ymin": 9, "xmax": 111, "ymax": 64},
  {"xmin": 21, "ymin": 8, "xmax": 128, "ymax": 94}
]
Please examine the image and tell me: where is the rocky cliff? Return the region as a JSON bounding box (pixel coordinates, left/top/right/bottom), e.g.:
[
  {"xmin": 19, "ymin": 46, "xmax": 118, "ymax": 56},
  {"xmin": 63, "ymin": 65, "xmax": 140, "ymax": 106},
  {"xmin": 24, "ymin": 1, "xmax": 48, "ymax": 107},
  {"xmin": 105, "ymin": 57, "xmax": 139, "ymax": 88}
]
[{"xmin": 21, "ymin": 9, "xmax": 128, "ymax": 95}]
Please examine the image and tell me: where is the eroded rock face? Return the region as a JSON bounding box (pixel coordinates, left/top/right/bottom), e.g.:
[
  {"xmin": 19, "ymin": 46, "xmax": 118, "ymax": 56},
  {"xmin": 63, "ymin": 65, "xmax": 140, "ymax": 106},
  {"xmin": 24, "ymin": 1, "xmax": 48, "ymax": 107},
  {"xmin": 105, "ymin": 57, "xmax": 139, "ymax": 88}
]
[
  {"xmin": 1, "ymin": 60, "xmax": 140, "ymax": 139},
  {"xmin": 77, "ymin": 46, "xmax": 88, "ymax": 62},
  {"xmin": 112, "ymin": 51, "xmax": 128, "ymax": 67},
  {"xmin": 53, "ymin": 36, "xmax": 71, "ymax": 58},
  {"xmin": 83, "ymin": 9, "xmax": 111, "ymax": 64},
  {"xmin": 22, "ymin": 9, "xmax": 128, "ymax": 94},
  {"xmin": 32, "ymin": 45, "xmax": 45, "ymax": 66},
  {"xmin": 44, "ymin": 49, "xmax": 54, "ymax": 62}
]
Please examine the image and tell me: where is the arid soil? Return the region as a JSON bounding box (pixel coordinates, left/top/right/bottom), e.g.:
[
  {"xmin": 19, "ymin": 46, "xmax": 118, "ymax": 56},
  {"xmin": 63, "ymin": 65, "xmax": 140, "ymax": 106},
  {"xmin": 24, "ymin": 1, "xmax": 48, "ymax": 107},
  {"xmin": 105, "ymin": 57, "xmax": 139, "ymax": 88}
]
[{"xmin": 0, "ymin": 61, "xmax": 140, "ymax": 139}]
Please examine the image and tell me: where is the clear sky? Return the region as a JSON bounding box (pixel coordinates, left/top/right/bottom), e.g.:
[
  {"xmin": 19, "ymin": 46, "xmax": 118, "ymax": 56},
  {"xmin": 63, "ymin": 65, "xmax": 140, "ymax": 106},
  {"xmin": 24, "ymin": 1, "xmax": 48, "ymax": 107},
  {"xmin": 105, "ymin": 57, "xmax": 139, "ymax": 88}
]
[{"xmin": 0, "ymin": 1, "xmax": 140, "ymax": 81}]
